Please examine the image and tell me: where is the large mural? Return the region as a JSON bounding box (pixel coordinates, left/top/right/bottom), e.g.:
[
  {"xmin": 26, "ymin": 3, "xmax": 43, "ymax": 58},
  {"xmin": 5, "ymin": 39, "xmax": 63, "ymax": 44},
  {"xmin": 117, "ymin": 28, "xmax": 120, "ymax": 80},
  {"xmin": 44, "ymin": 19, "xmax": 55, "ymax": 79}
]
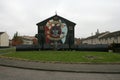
[{"xmin": 45, "ymin": 19, "xmax": 68, "ymax": 44}]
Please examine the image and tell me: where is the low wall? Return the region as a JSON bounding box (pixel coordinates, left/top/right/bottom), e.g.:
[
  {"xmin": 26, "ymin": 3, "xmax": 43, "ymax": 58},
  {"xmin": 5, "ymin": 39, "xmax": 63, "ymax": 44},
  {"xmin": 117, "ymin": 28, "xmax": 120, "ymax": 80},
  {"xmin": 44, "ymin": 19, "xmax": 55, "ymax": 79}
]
[
  {"xmin": 16, "ymin": 45, "xmax": 39, "ymax": 51},
  {"xmin": 16, "ymin": 44, "xmax": 120, "ymax": 52},
  {"xmin": 75, "ymin": 44, "xmax": 109, "ymax": 52}
]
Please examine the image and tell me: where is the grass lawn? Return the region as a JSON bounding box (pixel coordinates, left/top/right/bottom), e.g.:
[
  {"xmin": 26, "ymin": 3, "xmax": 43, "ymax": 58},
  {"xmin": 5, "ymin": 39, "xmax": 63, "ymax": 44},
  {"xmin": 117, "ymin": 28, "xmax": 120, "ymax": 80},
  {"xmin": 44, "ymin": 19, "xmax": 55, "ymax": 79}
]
[
  {"xmin": 0, "ymin": 48, "xmax": 120, "ymax": 63},
  {"xmin": 0, "ymin": 48, "xmax": 15, "ymax": 54}
]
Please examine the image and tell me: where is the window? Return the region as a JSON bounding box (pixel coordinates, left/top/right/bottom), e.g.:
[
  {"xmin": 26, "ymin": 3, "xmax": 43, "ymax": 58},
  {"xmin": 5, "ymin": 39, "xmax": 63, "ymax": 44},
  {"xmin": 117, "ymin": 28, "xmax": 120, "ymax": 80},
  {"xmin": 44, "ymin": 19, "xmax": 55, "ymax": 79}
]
[
  {"xmin": 69, "ymin": 26, "xmax": 73, "ymax": 30},
  {"xmin": 39, "ymin": 26, "xmax": 44, "ymax": 30}
]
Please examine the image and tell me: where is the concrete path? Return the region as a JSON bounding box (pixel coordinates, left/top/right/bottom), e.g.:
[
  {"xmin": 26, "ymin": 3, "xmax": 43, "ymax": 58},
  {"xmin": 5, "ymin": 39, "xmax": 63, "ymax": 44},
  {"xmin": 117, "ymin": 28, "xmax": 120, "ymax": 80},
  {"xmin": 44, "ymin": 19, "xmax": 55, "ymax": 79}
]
[
  {"xmin": 0, "ymin": 57, "xmax": 120, "ymax": 73},
  {"xmin": 1, "ymin": 66, "xmax": 120, "ymax": 80}
]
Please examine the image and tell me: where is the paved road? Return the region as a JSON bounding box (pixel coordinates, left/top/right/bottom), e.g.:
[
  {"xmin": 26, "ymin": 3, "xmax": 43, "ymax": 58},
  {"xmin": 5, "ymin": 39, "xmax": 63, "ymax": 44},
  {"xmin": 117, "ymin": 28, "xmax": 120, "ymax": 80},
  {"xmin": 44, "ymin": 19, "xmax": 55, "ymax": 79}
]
[
  {"xmin": 0, "ymin": 66, "xmax": 120, "ymax": 80},
  {"xmin": 1, "ymin": 58, "xmax": 120, "ymax": 73}
]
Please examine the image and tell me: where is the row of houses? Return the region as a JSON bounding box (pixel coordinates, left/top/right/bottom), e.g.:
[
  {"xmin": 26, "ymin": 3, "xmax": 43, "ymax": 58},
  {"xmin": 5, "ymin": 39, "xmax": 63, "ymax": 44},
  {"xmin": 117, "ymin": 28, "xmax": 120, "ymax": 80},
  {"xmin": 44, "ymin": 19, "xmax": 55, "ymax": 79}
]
[
  {"xmin": 81, "ymin": 30, "xmax": 120, "ymax": 45},
  {"xmin": 11, "ymin": 36, "xmax": 37, "ymax": 46},
  {"xmin": 1, "ymin": 30, "xmax": 120, "ymax": 47},
  {"xmin": 0, "ymin": 32, "xmax": 37, "ymax": 47}
]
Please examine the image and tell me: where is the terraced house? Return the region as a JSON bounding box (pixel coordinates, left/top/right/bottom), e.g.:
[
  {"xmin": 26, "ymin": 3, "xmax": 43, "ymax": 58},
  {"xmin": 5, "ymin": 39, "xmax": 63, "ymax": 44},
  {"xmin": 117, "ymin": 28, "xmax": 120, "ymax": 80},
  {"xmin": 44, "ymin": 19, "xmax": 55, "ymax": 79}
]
[{"xmin": 82, "ymin": 31, "xmax": 120, "ymax": 45}]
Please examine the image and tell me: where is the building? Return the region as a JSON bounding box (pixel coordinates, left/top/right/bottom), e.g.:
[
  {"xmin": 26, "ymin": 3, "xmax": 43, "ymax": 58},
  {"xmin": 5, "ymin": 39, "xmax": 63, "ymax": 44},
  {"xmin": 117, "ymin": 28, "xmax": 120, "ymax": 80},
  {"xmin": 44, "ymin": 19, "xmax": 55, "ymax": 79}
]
[
  {"xmin": 12, "ymin": 36, "xmax": 23, "ymax": 46},
  {"xmin": 99, "ymin": 31, "xmax": 120, "ymax": 44},
  {"xmin": 21, "ymin": 36, "xmax": 37, "ymax": 45},
  {"xmin": 36, "ymin": 14, "xmax": 76, "ymax": 49},
  {"xmin": 82, "ymin": 30, "xmax": 120, "ymax": 45},
  {"xmin": 75, "ymin": 38, "xmax": 81, "ymax": 45},
  {"xmin": 12, "ymin": 36, "xmax": 37, "ymax": 46},
  {"xmin": 0, "ymin": 32, "xmax": 9, "ymax": 47}
]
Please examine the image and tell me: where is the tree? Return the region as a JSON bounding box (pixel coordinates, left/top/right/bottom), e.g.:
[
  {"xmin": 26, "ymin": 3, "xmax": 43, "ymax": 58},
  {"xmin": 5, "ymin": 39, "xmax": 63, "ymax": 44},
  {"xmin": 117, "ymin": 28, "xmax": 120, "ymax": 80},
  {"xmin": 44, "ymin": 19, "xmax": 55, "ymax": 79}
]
[{"xmin": 13, "ymin": 32, "xmax": 18, "ymax": 40}]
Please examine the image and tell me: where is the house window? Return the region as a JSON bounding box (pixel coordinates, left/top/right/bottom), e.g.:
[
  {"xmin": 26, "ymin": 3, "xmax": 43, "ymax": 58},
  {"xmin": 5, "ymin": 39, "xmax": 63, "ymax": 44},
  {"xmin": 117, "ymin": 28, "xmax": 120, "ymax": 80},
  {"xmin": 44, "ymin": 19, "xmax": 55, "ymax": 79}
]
[
  {"xmin": 39, "ymin": 26, "xmax": 44, "ymax": 30},
  {"xmin": 69, "ymin": 26, "xmax": 73, "ymax": 30}
]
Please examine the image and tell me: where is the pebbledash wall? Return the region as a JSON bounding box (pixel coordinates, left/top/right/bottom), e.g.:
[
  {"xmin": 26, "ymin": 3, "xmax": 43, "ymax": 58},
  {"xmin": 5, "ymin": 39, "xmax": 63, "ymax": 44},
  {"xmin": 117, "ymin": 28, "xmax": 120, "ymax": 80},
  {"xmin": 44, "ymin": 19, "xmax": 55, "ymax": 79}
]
[{"xmin": 36, "ymin": 15, "xmax": 76, "ymax": 49}]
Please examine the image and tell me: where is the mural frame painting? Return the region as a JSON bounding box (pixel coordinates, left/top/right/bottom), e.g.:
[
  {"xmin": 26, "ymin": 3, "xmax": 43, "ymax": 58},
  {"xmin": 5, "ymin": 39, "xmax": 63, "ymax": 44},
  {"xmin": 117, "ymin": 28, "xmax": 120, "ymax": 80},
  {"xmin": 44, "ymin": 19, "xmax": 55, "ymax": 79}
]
[
  {"xmin": 45, "ymin": 19, "xmax": 68, "ymax": 43},
  {"xmin": 36, "ymin": 15, "xmax": 76, "ymax": 50}
]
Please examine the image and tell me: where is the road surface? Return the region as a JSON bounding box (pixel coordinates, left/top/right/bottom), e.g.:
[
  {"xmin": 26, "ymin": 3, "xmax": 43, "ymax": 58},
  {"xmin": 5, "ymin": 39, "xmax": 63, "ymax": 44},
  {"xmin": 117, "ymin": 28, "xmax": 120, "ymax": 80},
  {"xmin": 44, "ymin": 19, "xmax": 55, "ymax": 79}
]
[{"xmin": 0, "ymin": 66, "xmax": 120, "ymax": 80}]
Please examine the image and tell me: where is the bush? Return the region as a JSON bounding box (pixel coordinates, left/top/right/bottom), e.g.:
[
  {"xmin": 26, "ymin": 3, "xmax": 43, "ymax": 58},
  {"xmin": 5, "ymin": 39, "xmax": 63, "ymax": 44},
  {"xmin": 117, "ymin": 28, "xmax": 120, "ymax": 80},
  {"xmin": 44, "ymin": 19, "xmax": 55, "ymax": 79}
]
[{"xmin": 111, "ymin": 43, "xmax": 120, "ymax": 53}]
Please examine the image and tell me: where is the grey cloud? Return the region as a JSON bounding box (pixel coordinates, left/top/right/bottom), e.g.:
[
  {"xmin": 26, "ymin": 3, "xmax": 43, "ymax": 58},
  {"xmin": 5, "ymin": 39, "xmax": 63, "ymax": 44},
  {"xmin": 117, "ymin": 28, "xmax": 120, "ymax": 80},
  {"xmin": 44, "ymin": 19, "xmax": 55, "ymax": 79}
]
[{"xmin": 0, "ymin": 0, "xmax": 120, "ymax": 39}]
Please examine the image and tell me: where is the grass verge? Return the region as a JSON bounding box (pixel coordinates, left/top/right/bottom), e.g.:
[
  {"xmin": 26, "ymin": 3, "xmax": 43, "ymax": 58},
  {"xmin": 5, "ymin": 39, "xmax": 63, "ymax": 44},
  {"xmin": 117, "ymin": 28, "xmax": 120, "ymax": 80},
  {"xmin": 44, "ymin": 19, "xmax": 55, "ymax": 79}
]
[{"xmin": 0, "ymin": 49, "xmax": 120, "ymax": 63}]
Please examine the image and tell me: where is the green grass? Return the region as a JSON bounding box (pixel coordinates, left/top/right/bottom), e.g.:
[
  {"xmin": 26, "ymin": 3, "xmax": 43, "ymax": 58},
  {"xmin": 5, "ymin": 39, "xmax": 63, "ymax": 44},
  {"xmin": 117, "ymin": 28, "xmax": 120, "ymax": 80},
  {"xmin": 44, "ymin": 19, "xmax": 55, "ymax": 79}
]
[
  {"xmin": 1, "ymin": 49, "xmax": 120, "ymax": 63},
  {"xmin": 0, "ymin": 48, "xmax": 15, "ymax": 53}
]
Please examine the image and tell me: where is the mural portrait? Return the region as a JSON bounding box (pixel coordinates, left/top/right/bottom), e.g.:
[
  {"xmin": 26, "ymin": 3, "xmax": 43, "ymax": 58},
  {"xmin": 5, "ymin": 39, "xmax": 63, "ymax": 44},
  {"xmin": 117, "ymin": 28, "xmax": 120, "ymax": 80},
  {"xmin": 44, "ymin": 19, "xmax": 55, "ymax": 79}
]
[{"xmin": 45, "ymin": 19, "xmax": 68, "ymax": 44}]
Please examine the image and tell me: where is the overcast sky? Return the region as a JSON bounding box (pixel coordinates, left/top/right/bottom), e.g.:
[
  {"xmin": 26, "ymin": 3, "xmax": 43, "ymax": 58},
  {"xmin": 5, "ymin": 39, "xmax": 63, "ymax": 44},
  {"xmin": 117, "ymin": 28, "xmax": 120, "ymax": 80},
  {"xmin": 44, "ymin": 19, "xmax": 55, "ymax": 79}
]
[{"xmin": 0, "ymin": 0, "xmax": 120, "ymax": 39}]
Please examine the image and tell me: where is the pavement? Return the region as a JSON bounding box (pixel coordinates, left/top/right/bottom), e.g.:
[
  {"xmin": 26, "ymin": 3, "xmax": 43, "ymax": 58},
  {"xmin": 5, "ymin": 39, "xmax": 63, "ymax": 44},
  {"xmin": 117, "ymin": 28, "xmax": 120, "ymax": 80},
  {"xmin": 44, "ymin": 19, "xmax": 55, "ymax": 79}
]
[{"xmin": 0, "ymin": 57, "xmax": 120, "ymax": 74}]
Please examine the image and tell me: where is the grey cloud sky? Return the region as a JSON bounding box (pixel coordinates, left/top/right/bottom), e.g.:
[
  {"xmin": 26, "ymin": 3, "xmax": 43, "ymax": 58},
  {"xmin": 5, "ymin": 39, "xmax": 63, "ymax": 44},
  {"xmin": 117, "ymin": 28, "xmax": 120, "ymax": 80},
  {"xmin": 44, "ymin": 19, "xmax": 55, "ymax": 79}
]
[{"xmin": 0, "ymin": 0, "xmax": 120, "ymax": 39}]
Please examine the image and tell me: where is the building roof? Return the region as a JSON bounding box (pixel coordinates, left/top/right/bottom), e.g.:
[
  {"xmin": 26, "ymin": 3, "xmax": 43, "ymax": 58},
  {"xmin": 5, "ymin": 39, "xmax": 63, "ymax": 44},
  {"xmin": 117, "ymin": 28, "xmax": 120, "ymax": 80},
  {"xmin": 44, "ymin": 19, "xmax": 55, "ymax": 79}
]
[
  {"xmin": 36, "ymin": 14, "xmax": 76, "ymax": 26},
  {"xmin": 85, "ymin": 32, "xmax": 109, "ymax": 40},
  {"xmin": 100, "ymin": 31, "xmax": 120, "ymax": 39},
  {"xmin": 83, "ymin": 30, "xmax": 120, "ymax": 40},
  {"xmin": 21, "ymin": 36, "xmax": 36, "ymax": 41}
]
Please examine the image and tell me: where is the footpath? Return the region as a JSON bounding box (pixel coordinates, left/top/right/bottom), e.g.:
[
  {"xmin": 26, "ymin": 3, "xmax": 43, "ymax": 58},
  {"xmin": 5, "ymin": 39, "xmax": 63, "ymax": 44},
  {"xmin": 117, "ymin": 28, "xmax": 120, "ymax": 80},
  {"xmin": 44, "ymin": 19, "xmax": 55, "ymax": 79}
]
[{"xmin": 0, "ymin": 57, "xmax": 120, "ymax": 74}]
